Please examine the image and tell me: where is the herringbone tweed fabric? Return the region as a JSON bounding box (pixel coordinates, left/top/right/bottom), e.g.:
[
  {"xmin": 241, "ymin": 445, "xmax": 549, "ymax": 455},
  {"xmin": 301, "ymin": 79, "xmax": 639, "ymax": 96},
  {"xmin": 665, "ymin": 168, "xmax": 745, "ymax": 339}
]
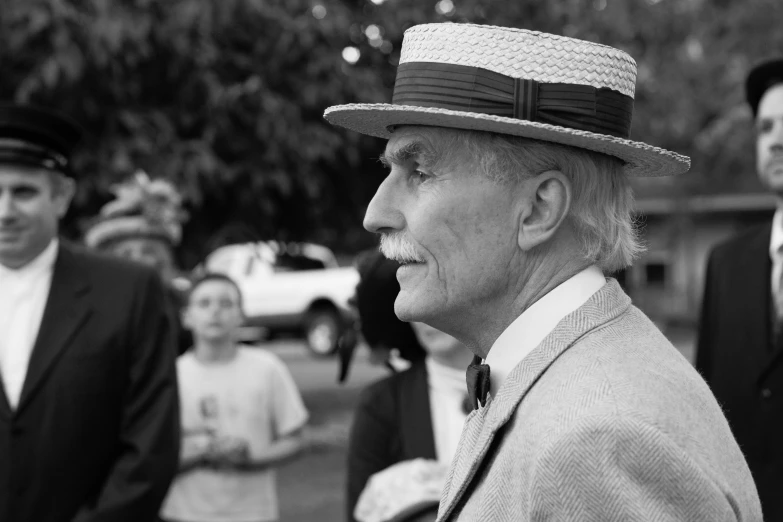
[{"xmin": 437, "ymin": 279, "xmax": 762, "ymax": 521}]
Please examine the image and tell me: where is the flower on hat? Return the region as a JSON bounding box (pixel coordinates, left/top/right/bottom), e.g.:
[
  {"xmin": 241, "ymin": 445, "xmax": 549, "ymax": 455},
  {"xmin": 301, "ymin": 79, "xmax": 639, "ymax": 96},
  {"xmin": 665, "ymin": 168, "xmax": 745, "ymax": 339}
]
[{"xmin": 84, "ymin": 170, "xmax": 188, "ymax": 249}]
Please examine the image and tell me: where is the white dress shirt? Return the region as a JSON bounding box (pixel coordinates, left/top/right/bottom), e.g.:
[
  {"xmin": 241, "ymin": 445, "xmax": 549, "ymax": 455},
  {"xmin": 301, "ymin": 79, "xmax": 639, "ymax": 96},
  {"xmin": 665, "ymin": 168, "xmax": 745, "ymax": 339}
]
[
  {"xmin": 0, "ymin": 239, "xmax": 59, "ymax": 409},
  {"xmin": 769, "ymin": 208, "xmax": 783, "ymax": 317},
  {"xmin": 485, "ymin": 265, "xmax": 606, "ymax": 396},
  {"xmin": 425, "ymin": 357, "xmax": 469, "ymax": 464}
]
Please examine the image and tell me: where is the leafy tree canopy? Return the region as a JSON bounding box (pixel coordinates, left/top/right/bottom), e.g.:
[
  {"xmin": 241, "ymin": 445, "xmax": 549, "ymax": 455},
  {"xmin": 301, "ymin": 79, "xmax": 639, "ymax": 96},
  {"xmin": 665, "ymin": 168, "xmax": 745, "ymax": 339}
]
[{"xmin": 1, "ymin": 0, "xmax": 779, "ymax": 266}]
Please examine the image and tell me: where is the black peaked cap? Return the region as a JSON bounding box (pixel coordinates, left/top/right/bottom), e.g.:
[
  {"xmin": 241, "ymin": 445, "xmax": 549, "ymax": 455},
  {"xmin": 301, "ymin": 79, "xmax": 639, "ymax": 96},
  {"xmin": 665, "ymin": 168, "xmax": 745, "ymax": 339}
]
[
  {"xmin": 0, "ymin": 103, "xmax": 83, "ymax": 173},
  {"xmin": 746, "ymin": 57, "xmax": 783, "ymax": 117}
]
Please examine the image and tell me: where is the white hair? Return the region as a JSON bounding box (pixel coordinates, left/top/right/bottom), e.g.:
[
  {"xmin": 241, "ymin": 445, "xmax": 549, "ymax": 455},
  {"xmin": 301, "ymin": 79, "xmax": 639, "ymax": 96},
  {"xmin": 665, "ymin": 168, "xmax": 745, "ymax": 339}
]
[{"xmin": 447, "ymin": 130, "xmax": 641, "ymax": 272}]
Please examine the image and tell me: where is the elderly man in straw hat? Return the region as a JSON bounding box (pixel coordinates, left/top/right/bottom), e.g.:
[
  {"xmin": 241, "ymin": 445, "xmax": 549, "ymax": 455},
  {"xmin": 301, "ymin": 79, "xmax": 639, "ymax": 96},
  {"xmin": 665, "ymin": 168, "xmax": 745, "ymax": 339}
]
[{"xmin": 325, "ymin": 24, "xmax": 761, "ymax": 521}]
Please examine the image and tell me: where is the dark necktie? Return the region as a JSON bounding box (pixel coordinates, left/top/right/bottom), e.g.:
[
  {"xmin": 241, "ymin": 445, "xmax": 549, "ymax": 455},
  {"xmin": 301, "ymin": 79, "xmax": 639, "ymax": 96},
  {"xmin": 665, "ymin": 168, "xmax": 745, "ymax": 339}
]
[{"xmin": 465, "ymin": 355, "xmax": 491, "ymax": 411}]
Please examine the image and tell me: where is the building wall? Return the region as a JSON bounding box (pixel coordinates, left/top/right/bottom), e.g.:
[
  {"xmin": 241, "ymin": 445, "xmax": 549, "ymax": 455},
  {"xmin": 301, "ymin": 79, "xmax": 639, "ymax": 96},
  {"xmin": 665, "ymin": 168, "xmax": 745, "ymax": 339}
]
[{"xmin": 625, "ymin": 210, "xmax": 773, "ymax": 326}]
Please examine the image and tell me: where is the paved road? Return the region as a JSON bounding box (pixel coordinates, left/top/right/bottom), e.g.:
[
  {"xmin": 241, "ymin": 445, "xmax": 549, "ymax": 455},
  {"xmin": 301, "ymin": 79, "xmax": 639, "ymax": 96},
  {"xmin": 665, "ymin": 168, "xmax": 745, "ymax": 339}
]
[{"xmin": 259, "ymin": 339, "xmax": 388, "ymax": 522}]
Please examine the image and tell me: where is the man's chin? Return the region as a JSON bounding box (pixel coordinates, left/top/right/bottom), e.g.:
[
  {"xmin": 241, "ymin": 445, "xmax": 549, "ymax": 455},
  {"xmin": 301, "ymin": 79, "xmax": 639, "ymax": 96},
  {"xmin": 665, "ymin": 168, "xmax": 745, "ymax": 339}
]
[
  {"xmin": 762, "ymin": 167, "xmax": 783, "ymax": 192},
  {"xmin": 0, "ymin": 243, "xmax": 31, "ymax": 268},
  {"xmin": 393, "ymin": 289, "xmax": 423, "ymax": 322},
  {"xmin": 394, "ymin": 289, "xmax": 442, "ymax": 324}
]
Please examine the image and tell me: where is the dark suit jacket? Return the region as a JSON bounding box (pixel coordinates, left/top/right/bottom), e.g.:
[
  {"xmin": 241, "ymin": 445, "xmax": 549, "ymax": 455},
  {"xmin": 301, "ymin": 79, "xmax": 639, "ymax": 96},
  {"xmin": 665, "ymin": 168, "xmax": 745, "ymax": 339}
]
[
  {"xmin": 697, "ymin": 221, "xmax": 783, "ymax": 520},
  {"xmin": 165, "ymin": 283, "xmax": 193, "ymax": 355},
  {"xmin": 346, "ymin": 361, "xmax": 437, "ymax": 522},
  {"xmin": 0, "ymin": 243, "xmax": 180, "ymax": 522}
]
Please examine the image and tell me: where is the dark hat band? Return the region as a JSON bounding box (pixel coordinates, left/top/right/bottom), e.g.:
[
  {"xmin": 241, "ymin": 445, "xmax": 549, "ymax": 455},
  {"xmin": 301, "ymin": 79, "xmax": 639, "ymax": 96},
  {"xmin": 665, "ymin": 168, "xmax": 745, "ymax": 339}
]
[
  {"xmin": 0, "ymin": 138, "xmax": 69, "ymax": 172},
  {"xmin": 392, "ymin": 62, "xmax": 634, "ymax": 139}
]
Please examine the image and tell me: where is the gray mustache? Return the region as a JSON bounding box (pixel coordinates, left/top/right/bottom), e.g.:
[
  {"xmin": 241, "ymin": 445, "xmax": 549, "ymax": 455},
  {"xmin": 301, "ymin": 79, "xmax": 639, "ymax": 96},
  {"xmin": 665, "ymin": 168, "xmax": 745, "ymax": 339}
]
[{"xmin": 379, "ymin": 233, "xmax": 423, "ymax": 263}]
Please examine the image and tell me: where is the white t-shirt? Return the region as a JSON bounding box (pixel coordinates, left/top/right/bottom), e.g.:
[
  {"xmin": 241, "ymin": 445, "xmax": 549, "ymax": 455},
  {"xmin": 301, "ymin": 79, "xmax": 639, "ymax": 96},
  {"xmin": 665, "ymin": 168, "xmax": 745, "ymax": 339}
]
[{"xmin": 161, "ymin": 347, "xmax": 309, "ymax": 522}]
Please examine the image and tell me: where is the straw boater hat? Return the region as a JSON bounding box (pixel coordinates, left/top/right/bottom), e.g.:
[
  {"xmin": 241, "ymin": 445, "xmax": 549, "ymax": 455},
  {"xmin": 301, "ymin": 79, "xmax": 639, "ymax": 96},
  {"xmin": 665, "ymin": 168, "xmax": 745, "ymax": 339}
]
[
  {"xmin": 84, "ymin": 170, "xmax": 188, "ymax": 249},
  {"xmin": 325, "ymin": 23, "xmax": 690, "ymax": 178}
]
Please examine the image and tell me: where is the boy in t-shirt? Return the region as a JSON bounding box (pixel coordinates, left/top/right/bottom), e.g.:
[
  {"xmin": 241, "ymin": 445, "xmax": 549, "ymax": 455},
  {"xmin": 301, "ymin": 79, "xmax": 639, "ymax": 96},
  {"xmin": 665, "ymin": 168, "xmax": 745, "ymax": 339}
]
[{"xmin": 161, "ymin": 273, "xmax": 309, "ymax": 522}]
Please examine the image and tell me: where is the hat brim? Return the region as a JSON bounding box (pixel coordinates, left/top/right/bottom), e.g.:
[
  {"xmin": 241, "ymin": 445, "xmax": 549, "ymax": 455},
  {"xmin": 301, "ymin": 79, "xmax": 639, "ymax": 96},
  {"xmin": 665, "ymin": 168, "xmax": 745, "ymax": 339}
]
[
  {"xmin": 84, "ymin": 216, "xmax": 174, "ymax": 249},
  {"xmin": 325, "ymin": 104, "xmax": 690, "ymax": 178}
]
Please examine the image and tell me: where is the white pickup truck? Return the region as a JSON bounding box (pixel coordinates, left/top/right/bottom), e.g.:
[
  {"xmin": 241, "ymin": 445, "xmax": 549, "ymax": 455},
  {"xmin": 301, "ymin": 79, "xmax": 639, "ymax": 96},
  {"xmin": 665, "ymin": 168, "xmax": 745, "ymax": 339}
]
[{"xmin": 201, "ymin": 241, "xmax": 359, "ymax": 356}]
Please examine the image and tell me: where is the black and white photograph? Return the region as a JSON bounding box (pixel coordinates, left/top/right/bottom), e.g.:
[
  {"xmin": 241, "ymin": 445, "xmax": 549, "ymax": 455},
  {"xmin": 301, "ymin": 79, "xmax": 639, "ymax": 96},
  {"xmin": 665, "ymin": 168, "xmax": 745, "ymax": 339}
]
[{"xmin": 0, "ymin": 1, "xmax": 780, "ymax": 521}]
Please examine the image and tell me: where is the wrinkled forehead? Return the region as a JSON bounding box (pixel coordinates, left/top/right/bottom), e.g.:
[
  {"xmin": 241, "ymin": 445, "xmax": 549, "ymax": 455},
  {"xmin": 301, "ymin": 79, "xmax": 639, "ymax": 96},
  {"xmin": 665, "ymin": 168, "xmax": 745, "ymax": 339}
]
[
  {"xmin": 758, "ymin": 83, "xmax": 783, "ymax": 120},
  {"xmin": 382, "ymin": 126, "xmax": 462, "ymax": 167}
]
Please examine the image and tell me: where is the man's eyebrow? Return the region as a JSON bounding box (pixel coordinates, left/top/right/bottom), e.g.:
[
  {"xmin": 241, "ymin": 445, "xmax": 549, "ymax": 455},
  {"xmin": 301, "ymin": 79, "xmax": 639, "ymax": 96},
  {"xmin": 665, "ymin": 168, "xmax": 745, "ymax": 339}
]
[
  {"xmin": 379, "ymin": 140, "xmax": 438, "ymax": 168},
  {"xmin": 9, "ymin": 182, "xmax": 40, "ymax": 190}
]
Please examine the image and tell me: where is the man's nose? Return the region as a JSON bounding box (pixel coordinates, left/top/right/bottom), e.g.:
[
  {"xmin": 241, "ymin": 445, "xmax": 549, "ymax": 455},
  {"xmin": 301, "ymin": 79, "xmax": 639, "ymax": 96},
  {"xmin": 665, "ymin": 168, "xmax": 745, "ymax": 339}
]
[
  {"xmin": 770, "ymin": 121, "xmax": 783, "ymax": 149},
  {"xmin": 0, "ymin": 191, "xmax": 16, "ymax": 221},
  {"xmin": 363, "ymin": 174, "xmax": 405, "ymax": 234}
]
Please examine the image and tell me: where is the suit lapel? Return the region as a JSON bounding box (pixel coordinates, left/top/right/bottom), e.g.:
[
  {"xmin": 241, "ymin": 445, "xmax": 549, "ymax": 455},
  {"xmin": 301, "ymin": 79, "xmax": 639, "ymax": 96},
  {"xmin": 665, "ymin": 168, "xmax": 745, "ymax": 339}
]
[
  {"xmin": 16, "ymin": 243, "xmax": 92, "ymax": 415},
  {"xmin": 437, "ymin": 279, "xmax": 632, "ymax": 521},
  {"xmin": 401, "ymin": 361, "xmax": 438, "ymax": 460},
  {"xmin": 437, "ymin": 396, "xmax": 491, "ymax": 520}
]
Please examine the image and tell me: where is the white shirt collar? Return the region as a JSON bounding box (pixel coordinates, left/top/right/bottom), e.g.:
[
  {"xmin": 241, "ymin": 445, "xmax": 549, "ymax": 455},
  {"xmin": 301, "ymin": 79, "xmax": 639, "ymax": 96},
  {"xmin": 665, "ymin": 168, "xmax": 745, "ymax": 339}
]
[
  {"xmin": 770, "ymin": 208, "xmax": 783, "ymax": 261},
  {"xmin": 484, "ymin": 265, "xmax": 606, "ymax": 395},
  {"xmin": 0, "ymin": 239, "xmax": 59, "ymax": 280}
]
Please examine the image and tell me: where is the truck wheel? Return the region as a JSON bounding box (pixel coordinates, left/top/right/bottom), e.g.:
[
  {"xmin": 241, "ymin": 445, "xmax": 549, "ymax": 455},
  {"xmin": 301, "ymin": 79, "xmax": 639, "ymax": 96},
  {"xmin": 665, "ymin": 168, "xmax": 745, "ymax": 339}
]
[{"xmin": 304, "ymin": 307, "xmax": 342, "ymax": 357}]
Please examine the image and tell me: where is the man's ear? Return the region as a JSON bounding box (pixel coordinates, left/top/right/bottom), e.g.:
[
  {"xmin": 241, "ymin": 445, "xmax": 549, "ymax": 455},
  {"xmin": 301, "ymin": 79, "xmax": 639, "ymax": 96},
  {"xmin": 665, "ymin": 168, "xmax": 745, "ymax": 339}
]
[
  {"xmin": 52, "ymin": 175, "xmax": 76, "ymax": 219},
  {"xmin": 517, "ymin": 170, "xmax": 572, "ymax": 251}
]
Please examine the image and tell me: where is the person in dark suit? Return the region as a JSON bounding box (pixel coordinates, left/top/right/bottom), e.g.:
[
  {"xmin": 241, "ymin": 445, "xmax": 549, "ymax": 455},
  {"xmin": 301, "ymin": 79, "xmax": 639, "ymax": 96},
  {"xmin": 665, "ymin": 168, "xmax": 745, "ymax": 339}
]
[
  {"xmin": 697, "ymin": 57, "xmax": 783, "ymax": 520},
  {"xmin": 344, "ymin": 251, "xmax": 472, "ymax": 522},
  {"xmin": 0, "ymin": 104, "xmax": 180, "ymax": 522}
]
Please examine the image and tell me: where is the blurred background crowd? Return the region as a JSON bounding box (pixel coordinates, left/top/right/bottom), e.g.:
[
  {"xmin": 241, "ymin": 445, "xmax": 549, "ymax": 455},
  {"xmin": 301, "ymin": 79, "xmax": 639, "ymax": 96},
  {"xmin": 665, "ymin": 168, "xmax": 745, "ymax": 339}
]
[{"xmin": 2, "ymin": 0, "xmax": 783, "ymax": 520}]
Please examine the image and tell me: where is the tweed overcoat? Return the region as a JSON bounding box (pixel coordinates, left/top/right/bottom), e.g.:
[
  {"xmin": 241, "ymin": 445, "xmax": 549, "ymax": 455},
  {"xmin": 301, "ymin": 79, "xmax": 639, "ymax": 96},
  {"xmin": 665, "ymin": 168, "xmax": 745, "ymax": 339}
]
[{"xmin": 437, "ymin": 279, "xmax": 761, "ymax": 522}]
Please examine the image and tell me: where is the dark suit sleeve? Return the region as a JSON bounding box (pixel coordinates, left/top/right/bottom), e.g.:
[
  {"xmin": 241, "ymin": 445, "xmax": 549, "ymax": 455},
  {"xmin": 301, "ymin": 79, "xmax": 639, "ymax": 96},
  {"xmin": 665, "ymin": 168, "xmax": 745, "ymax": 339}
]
[
  {"xmin": 74, "ymin": 270, "xmax": 180, "ymax": 522},
  {"xmin": 695, "ymin": 248, "xmax": 718, "ymax": 383},
  {"xmin": 347, "ymin": 381, "xmax": 397, "ymax": 522}
]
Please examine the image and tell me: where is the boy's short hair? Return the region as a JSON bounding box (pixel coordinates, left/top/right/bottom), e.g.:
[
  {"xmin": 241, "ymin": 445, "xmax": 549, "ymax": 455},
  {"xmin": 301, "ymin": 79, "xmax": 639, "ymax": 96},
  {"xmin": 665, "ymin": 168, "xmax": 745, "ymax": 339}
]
[{"xmin": 187, "ymin": 272, "xmax": 244, "ymax": 309}]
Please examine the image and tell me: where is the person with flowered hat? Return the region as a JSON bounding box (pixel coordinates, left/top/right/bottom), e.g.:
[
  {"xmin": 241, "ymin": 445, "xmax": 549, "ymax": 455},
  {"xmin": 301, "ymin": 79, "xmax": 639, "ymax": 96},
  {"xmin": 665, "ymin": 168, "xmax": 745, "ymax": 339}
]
[
  {"xmin": 325, "ymin": 23, "xmax": 761, "ymax": 521},
  {"xmin": 84, "ymin": 170, "xmax": 192, "ymax": 354},
  {"xmin": 0, "ymin": 103, "xmax": 179, "ymax": 522}
]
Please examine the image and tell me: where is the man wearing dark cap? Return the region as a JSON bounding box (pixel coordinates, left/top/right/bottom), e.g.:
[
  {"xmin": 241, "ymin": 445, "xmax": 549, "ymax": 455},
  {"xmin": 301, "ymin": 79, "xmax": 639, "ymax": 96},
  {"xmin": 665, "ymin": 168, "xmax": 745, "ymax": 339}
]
[
  {"xmin": 697, "ymin": 57, "xmax": 783, "ymax": 520},
  {"xmin": 0, "ymin": 104, "xmax": 179, "ymax": 522}
]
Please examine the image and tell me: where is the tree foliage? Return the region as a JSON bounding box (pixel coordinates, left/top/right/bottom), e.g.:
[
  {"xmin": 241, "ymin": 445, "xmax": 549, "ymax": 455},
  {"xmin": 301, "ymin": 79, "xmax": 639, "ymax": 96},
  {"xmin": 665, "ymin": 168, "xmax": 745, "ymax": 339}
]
[{"xmin": 1, "ymin": 0, "xmax": 780, "ymax": 266}]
